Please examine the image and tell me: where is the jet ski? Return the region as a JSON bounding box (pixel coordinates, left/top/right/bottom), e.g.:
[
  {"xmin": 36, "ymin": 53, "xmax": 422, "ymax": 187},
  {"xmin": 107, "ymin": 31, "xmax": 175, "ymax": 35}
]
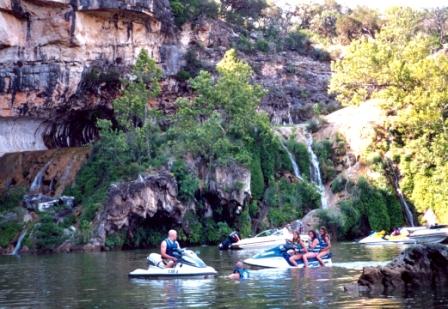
[
  {"xmin": 129, "ymin": 249, "xmax": 217, "ymax": 279},
  {"xmin": 243, "ymin": 243, "xmax": 332, "ymax": 269}
]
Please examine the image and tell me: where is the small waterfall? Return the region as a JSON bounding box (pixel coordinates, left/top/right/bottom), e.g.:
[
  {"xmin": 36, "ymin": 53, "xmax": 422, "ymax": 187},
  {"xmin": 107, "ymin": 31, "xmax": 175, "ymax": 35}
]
[
  {"xmin": 279, "ymin": 141, "xmax": 302, "ymax": 180},
  {"xmin": 397, "ymin": 188, "xmax": 415, "ymax": 227},
  {"xmin": 386, "ymin": 160, "xmax": 415, "ymax": 226},
  {"xmin": 305, "ymin": 132, "xmax": 328, "ymax": 209},
  {"xmin": 30, "ymin": 160, "xmax": 52, "ymax": 193},
  {"xmin": 11, "ymin": 230, "xmax": 27, "ymax": 256}
]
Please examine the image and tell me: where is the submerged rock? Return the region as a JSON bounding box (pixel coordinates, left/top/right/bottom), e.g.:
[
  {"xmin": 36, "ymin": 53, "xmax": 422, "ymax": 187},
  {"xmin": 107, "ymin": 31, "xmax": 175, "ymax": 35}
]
[{"xmin": 357, "ymin": 244, "xmax": 448, "ymax": 294}]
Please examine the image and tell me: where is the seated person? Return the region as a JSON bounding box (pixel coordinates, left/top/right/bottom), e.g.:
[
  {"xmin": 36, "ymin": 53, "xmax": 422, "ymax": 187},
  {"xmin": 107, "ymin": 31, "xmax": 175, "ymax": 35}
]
[
  {"xmin": 160, "ymin": 230, "xmax": 181, "ymax": 268},
  {"xmin": 303, "ymin": 230, "xmax": 320, "ymax": 267},
  {"xmin": 288, "ymin": 230, "xmax": 308, "ymax": 267},
  {"xmin": 228, "ymin": 261, "xmax": 249, "ymax": 280}
]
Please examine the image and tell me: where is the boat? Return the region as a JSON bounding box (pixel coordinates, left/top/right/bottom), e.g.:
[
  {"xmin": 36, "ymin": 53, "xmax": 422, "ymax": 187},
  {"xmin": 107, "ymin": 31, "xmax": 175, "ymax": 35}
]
[
  {"xmin": 358, "ymin": 230, "xmax": 417, "ymax": 245},
  {"xmin": 230, "ymin": 227, "xmax": 310, "ymax": 250},
  {"xmin": 359, "ymin": 226, "xmax": 448, "ymax": 245},
  {"xmin": 243, "ymin": 244, "xmax": 332, "ymax": 269},
  {"xmin": 128, "ymin": 249, "xmax": 217, "ymax": 279},
  {"xmin": 408, "ymin": 225, "xmax": 448, "ymax": 244}
]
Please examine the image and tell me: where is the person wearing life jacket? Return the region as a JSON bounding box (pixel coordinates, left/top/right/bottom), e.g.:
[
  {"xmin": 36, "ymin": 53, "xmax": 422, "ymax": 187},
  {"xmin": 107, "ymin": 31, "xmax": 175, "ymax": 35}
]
[
  {"xmin": 228, "ymin": 261, "xmax": 249, "ymax": 280},
  {"xmin": 160, "ymin": 230, "xmax": 181, "ymax": 268},
  {"xmin": 288, "ymin": 230, "xmax": 308, "ymax": 267},
  {"xmin": 302, "ymin": 230, "xmax": 320, "ymax": 267},
  {"xmin": 316, "ymin": 226, "xmax": 331, "ymax": 266}
]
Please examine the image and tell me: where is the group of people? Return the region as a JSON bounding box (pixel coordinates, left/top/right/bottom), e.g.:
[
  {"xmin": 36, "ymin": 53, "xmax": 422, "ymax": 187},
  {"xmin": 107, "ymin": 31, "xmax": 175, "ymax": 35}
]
[
  {"xmin": 158, "ymin": 226, "xmax": 331, "ymax": 280},
  {"xmin": 287, "ymin": 226, "xmax": 331, "ymax": 268}
]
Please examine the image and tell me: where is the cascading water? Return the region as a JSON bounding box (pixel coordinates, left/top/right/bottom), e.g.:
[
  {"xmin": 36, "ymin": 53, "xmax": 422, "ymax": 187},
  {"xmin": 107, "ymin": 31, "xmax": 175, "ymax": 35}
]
[
  {"xmin": 279, "ymin": 141, "xmax": 302, "ymax": 180},
  {"xmin": 10, "ymin": 230, "xmax": 27, "ymax": 256},
  {"xmin": 305, "ymin": 132, "xmax": 329, "ymax": 209},
  {"xmin": 386, "ymin": 159, "xmax": 415, "ymax": 227},
  {"xmin": 30, "ymin": 160, "xmax": 52, "ymax": 193},
  {"xmin": 396, "ymin": 188, "xmax": 415, "ymax": 227}
]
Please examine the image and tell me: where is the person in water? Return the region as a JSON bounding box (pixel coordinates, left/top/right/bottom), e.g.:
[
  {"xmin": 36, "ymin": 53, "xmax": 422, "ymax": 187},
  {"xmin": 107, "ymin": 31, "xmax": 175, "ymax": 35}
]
[
  {"xmin": 316, "ymin": 226, "xmax": 331, "ymax": 266},
  {"xmin": 288, "ymin": 230, "xmax": 308, "ymax": 267},
  {"xmin": 160, "ymin": 230, "xmax": 181, "ymax": 268},
  {"xmin": 228, "ymin": 261, "xmax": 249, "ymax": 280}
]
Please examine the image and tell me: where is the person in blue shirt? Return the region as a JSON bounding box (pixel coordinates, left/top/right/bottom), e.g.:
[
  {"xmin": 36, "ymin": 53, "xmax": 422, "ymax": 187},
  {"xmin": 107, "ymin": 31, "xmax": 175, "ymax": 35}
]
[
  {"xmin": 288, "ymin": 230, "xmax": 308, "ymax": 267},
  {"xmin": 228, "ymin": 261, "xmax": 249, "ymax": 280},
  {"xmin": 160, "ymin": 230, "xmax": 181, "ymax": 268}
]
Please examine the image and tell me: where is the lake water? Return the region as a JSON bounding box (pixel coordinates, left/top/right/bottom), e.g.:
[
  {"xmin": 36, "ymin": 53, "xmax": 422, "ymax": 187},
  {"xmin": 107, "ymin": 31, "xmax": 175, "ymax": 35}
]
[{"xmin": 0, "ymin": 243, "xmax": 446, "ymax": 308}]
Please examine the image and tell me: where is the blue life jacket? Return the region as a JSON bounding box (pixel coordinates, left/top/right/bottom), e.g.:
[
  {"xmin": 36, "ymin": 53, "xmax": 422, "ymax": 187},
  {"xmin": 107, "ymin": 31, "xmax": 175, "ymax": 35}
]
[
  {"xmin": 165, "ymin": 238, "xmax": 180, "ymax": 257},
  {"xmin": 319, "ymin": 235, "xmax": 329, "ymax": 249},
  {"xmin": 233, "ymin": 267, "xmax": 249, "ymax": 279},
  {"xmin": 308, "ymin": 238, "xmax": 321, "ymax": 253}
]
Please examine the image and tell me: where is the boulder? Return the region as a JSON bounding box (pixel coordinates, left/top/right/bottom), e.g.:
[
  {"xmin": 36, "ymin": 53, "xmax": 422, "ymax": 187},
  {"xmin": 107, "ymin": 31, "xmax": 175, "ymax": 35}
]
[{"xmin": 357, "ymin": 244, "xmax": 448, "ymax": 294}]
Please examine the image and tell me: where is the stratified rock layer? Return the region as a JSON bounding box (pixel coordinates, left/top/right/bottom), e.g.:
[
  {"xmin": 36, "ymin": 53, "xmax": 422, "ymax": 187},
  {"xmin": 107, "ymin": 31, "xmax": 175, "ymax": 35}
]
[{"xmin": 0, "ymin": 0, "xmax": 173, "ymax": 119}]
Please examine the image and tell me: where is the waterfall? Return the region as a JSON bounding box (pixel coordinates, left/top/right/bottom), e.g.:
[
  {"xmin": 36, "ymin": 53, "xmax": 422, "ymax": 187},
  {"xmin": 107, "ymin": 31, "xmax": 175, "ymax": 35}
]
[
  {"xmin": 387, "ymin": 160, "xmax": 415, "ymax": 226},
  {"xmin": 305, "ymin": 132, "xmax": 329, "ymax": 209},
  {"xmin": 30, "ymin": 160, "xmax": 52, "ymax": 193},
  {"xmin": 397, "ymin": 188, "xmax": 415, "ymax": 227},
  {"xmin": 11, "ymin": 230, "xmax": 27, "ymax": 256},
  {"xmin": 279, "ymin": 141, "xmax": 302, "ymax": 180}
]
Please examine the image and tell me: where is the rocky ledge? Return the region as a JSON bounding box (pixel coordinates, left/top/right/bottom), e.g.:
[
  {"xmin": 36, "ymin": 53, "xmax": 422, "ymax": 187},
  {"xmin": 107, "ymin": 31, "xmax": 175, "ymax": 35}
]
[{"xmin": 355, "ymin": 244, "xmax": 448, "ymax": 294}]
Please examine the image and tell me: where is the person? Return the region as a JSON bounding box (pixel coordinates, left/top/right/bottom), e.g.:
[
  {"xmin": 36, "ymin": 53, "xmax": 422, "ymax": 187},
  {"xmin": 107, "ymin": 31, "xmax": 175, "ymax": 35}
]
[
  {"xmin": 316, "ymin": 226, "xmax": 331, "ymax": 266},
  {"xmin": 160, "ymin": 230, "xmax": 181, "ymax": 268},
  {"xmin": 219, "ymin": 230, "xmax": 241, "ymax": 250},
  {"xmin": 302, "ymin": 230, "xmax": 320, "ymax": 268},
  {"xmin": 288, "ymin": 230, "xmax": 308, "ymax": 267},
  {"xmin": 228, "ymin": 261, "xmax": 249, "ymax": 280}
]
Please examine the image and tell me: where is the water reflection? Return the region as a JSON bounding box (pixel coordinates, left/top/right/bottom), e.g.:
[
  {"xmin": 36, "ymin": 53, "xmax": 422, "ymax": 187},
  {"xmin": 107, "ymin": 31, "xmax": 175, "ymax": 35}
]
[{"xmin": 0, "ymin": 243, "xmax": 446, "ymax": 308}]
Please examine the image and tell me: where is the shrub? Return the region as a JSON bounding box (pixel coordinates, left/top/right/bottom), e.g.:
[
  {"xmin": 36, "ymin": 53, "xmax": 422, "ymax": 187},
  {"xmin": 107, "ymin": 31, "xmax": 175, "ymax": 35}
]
[
  {"xmin": 316, "ymin": 208, "xmax": 344, "ymax": 240},
  {"xmin": 33, "ymin": 215, "xmax": 66, "ymax": 250},
  {"xmin": 0, "ymin": 187, "xmax": 26, "ymax": 213},
  {"xmin": 171, "ymin": 161, "xmax": 199, "ymax": 202},
  {"xmin": 237, "ymin": 207, "xmax": 252, "ymax": 237},
  {"xmin": 235, "ymin": 36, "xmax": 255, "ymax": 54},
  {"xmin": 105, "ymin": 231, "xmax": 126, "ymax": 249},
  {"xmin": 0, "ymin": 222, "xmax": 22, "ymax": 248},
  {"xmin": 255, "ymin": 39, "xmax": 270, "ymax": 52},
  {"xmin": 284, "ymin": 30, "xmax": 309, "ymax": 53},
  {"xmin": 330, "ymin": 176, "xmax": 347, "ymax": 193},
  {"xmin": 339, "ymin": 199, "xmax": 361, "ymax": 238}
]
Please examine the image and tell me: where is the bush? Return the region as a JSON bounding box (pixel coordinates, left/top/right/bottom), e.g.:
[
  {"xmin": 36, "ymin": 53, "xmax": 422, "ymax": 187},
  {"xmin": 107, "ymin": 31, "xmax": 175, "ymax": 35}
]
[
  {"xmin": 105, "ymin": 231, "xmax": 126, "ymax": 249},
  {"xmin": 330, "ymin": 176, "xmax": 347, "ymax": 193},
  {"xmin": 33, "ymin": 215, "xmax": 66, "ymax": 250},
  {"xmin": 235, "ymin": 36, "xmax": 255, "ymax": 54},
  {"xmin": 0, "ymin": 222, "xmax": 22, "ymax": 248},
  {"xmin": 255, "ymin": 39, "xmax": 270, "ymax": 52},
  {"xmin": 284, "ymin": 31, "xmax": 310, "ymax": 53},
  {"xmin": 170, "ymin": 0, "xmax": 219, "ymax": 27},
  {"xmin": 316, "ymin": 208, "xmax": 344, "ymax": 240},
  {"xmin": 313, "ymin": 139, "xmax": 336, "ymax": 183},
  {"xmin": 171, "ymin": 161, "xmax": 199, "ymax": 202},
  {"xmin": 0, "ymin": 187, "xmax": 26, "ymax": 213},
  {"xmin": 339, "ymin": 199, "xmax": 361, "ymax": 238}
]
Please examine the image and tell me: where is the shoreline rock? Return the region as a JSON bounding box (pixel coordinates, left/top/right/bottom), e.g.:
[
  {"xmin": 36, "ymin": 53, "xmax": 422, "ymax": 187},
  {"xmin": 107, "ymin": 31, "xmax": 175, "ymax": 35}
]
[{"xmin": 354, "ymin": 244, "xmax": 448, "ymax": 294}]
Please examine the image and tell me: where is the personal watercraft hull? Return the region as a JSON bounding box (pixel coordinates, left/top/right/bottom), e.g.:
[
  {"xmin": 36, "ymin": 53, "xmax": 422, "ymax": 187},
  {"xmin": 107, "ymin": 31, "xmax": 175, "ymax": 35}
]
[
  {"xmin": 243, "ymin": 245, "xmax": 332, "ymax": 269},
  {"xmin": 244, "ymin": 256, "xmax": 332, "ymax": 269},
  {"xmin": 129, "ymin": 265, "xmax": 218, "ymax": 279}
]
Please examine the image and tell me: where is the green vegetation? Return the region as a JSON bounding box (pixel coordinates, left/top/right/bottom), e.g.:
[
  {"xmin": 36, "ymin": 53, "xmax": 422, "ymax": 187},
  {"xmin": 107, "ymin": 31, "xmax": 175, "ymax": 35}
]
[
  {"xmin": 170, "ymin": 0, "xmax": 219, "ymax": 27},
  {"xmin": 312, "ymin": 140, "xmax": 336, "ymax": 183},
  {"xmin": 330, "ymin": 6, "xmax": 448, "ymax": 223},
  {"xmin": 32, "ymin": 214, "xmax": 66, "ymax": 251},
  {"xmin": 287, "ymin": 139, "xmax": 310, "ymax": 180},
  {"xmin": 318, "ymin": 177, "xmax": 404, "ymax": 239}
]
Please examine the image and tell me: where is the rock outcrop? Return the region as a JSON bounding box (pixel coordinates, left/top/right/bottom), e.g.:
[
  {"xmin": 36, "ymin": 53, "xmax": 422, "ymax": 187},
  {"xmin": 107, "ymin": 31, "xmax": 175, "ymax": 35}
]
[
  {"xmin": 357, "ymin": 244, "xmax": 448, "ymax": 294},
  {"xmin": 93, "ymin": 171, "xmax": 184, "ymax": 244}
]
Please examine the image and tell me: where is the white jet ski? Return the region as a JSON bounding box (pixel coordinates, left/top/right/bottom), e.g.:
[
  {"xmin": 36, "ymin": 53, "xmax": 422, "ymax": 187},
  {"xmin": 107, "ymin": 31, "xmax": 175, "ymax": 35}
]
[
  {"xmin": 243, "ymin": 243, "xmax": 332, "ymax": 269},
  {"xmin": 129, "ymin": 249, "xmax": 217, "ymax": 279}
]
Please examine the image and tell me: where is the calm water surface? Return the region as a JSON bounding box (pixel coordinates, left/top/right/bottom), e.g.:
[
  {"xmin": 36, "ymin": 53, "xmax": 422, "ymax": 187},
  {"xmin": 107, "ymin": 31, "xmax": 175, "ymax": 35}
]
[{"xmin": 0, "ymin": 243, "xmax": 446, "ymax": 308}]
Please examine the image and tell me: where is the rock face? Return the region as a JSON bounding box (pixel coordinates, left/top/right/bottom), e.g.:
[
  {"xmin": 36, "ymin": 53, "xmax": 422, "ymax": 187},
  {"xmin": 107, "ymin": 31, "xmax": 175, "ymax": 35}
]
[
  {"xmin": 0, "ymin": 146, "xmax": 90, "ymax": 195},
  {"xmin": 96, "ymin": 171, "xmax": 184, "ymax": 239},
  {"xmin": 91, "ymin": 163, "xmax": 251, "ymax": 247},
  {"xmin": 0, "ymin": 0, "xmax": 173, "ymax": 119},
  {"xmin": 357, "ymin": 244, "xmax": 448, "ymax": 294}
]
